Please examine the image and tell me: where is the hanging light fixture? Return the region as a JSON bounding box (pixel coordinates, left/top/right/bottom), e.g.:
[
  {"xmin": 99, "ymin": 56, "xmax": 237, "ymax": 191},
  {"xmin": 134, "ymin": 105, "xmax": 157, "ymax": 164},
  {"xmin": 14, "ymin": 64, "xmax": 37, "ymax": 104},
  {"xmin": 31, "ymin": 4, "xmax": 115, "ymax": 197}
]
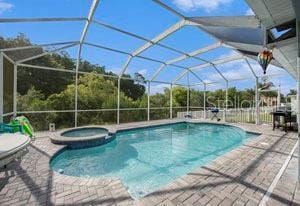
[
  {"xmin": 257, "ymin": 20, "xmax": 273, "ymax": 75},
  {"xmin": 257, "ymin": 48, "xmax": 273, "ymax": 74}
]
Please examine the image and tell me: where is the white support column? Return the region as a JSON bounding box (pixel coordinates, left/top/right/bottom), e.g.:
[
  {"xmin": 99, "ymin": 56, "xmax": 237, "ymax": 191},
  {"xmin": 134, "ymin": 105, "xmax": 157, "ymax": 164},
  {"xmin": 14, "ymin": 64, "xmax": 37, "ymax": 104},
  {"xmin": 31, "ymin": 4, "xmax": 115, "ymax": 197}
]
[
  {"xmin": 170, "ymin": 84, "xmax": 173, "ymax": 119},
  {"xmin": 297, "ymin": 78, "xmax": 300, "ymax": 180},
  {"xmin": 255, "ymin": 77, "xmax": 260, "ymax": 125},
  {"xmin": 0, "ymin": 52, "xmax": 3, "ymax": 123},
  {"xmin": 147, "ymin": 81, "xmax": 150, "ymax": 121},
  {"xmin": 295, "ymin": 18, "xmax": 300, "ymax": 182},
  {"xmin": 203, "ymin": 84, "xmax": 206, "ymax": 119},
  {"xmin": 224, "ymin": 80, "xmax": 229, "ymax": 121},
  {"xmin": 117, "ymin": 77, "xmax": 121, "ymax": 124},
  {"xmin": 74, "ymin": 47, "xmax": 81, "ymax": 127},
  {"xmin": 74, "ymin": 0, "xmax": 100, "ymax": 127},
  {"xmin": 187, "ymin": 72, "xmax": 190, "ymax": 113},
  {"xmin": 13, "ymin": 64, "xmax": 17, "ymax": 116},
  {"xmin": 187, "ymin": 86, "xmax": 190, "ymax": 113},
  {"xmin": 277, "ymin": 84, "xmax": 281, "ymax": 108},
  {"xmin": 244, "ymin": 58, "xmax": 260, "ymax": 125}
]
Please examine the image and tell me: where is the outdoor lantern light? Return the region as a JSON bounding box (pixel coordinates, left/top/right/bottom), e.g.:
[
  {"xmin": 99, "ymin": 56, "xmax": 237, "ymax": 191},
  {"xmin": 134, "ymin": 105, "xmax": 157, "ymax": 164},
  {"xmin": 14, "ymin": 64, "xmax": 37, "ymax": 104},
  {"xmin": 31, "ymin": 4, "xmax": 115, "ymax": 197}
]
[
  {"xmin": 257, "ymin": 48, "xmax": 273, "ymax": 74},
  {"xmin": 257, "ymin": 20, "xmax": 273, "ymax": 75}
]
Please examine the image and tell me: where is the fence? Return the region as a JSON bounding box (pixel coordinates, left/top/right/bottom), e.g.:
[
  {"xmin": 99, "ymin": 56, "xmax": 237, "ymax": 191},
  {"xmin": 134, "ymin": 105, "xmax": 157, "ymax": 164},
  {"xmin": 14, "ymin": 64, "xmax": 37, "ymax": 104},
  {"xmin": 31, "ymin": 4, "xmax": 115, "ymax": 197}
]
[{"xmin": 177, "ymin": 106, "xmax": 275, "ymax": 124}]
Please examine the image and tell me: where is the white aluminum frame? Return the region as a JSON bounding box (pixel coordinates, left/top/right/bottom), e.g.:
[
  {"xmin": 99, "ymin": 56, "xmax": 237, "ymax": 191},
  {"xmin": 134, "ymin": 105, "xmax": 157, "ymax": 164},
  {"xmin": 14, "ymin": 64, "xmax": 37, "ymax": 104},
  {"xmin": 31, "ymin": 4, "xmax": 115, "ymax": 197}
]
[
  {"xmin": 0, "ymin": 41, "xmax": 79, "ymax": 52},
  {"xmin": 0, "ymin": 0, "xmax": 293, "ymax": 128},
  {"xmin": 296, "ymin": 18, "xmax": 300, "ymax": 182},
  {"xmin": 119, "ymin": 19, "xmax": 187, "ymax": 77},
  {"xmin": 15, "ymin": 43, "xmax": 79, "ymax": 64},
  {"xmin": 150, "ymin": 42, "xmax": 221, "ymax": 82},
  {"xmin": 147, "ymin": 81, "xmax": 150, "ymax": 121},
  {"xmin": 170, "ymin": 84, "xmax": 173, "ymax": 118},
  {"xmin": 203, "ymin": 84, "xmax": 207, "ymax": 118},
  {"xmin": 0, "ymin": 17, "xmax": 87, "ymax": 23},
  {"xmin": 13, "ymin": 64, "xmax": 17, "ymax": 116},
  {"xmin": 74, "ymin": 0, "xmax": 100, "ymax": 127},
  {"xmin": 244, "ymin": 58, "xmax": 260, "ymax": 125},
  {"xmin": 0, "ymin": 52, "xmax": 3, "ymax": 123}
]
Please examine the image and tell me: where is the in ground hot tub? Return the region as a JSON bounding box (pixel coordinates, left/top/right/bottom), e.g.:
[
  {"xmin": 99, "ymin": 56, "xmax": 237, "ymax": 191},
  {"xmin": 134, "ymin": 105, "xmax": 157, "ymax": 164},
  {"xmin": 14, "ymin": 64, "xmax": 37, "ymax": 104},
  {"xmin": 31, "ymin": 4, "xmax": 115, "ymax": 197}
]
[
  {"xmin": 62, "ymin": 127, "xmax": 108, "ymax": 138},
  {"xmin": 51, "ymin": 126, "xmax": 115, "ymax": 149}
]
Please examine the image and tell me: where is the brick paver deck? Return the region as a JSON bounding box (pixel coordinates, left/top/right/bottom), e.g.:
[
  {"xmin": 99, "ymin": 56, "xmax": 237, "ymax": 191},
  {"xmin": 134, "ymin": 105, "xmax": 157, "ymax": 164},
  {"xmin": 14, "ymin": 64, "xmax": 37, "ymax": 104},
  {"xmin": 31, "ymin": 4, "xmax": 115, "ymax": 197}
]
[{"xmin": 0, "ymin": 120, "xmax": 299, "ymax": 205}]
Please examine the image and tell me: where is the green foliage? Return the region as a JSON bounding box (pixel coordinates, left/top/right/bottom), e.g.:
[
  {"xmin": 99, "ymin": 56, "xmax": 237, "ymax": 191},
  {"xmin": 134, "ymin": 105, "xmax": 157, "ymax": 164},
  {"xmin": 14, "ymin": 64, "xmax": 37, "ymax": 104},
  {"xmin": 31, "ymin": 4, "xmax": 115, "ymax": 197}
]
[
  {"xmin": 77, "ymin": 73, "xmax": 117, "ymax": 109},
  {"xmin": 288, "ymin": 89, "xmax": 297, "ymax": 95},
  {"xmin": 118, "ymin": 75, "xmax": 146, "ymax": 100},
  {"xmin": 17, "ymin": 66, "xmax": 74, "ymax": 97},
  {"xmin": 0, "ymin": 33, "xmax": 31, "ymax": 49},
  {"xmin": 2, "ymin": 34, "xmax": 145, "ymax": 100},
  {"xmin": 1, "ymin": 34, "xmax": 285, "ymax": 131},
  {"xmin": 172, "ymin": 87, "xmax": 187, "ymax": 107},
  {"xmin": 17, "ymin": 73, "xmax": 146, "ymax": 130},
  {"xmin": 80, "ymin": 60, "xmax": 106, "ymax": 74},
  {"xmin": 3, "ymin": 57, "xmax": 14, "ymax": 113},
  {"xmin": 17, "ymin": 88, "xmax": 48, "ymax": 111},
  {"xmin": 190, "ymin": 89, "xmax": 203, "ymax": 107},
  {"xmin": 150, "ymin": 88, "xmax": 170, "ymax": 107}
]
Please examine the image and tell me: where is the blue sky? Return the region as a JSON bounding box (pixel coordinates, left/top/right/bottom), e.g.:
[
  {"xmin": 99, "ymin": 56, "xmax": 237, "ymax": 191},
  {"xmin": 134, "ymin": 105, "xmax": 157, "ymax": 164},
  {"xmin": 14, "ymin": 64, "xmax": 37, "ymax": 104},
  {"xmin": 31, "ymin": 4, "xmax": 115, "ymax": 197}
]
[{"xmin": 0, "ymin": 0, "xmax": 296, "ymax": 94}]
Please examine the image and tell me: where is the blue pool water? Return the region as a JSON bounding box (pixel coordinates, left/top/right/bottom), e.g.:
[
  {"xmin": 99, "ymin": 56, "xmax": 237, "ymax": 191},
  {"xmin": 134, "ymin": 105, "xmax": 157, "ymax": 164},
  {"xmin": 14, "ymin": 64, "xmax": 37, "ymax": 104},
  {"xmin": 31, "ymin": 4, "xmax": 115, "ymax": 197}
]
[
  {"xmin": 51, "ymin": 122, "xmax": 257, "ymax": 198},
  {"xmin": 62, "ymin": 127, "xmax": 108, "ymax": 137}
]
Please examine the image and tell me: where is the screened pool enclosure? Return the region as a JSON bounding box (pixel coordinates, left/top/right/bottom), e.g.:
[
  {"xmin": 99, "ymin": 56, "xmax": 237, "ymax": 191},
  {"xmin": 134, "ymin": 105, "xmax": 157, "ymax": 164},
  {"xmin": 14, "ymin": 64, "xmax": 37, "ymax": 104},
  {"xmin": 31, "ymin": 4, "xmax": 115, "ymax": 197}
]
[{"xmin": 0, "ymin": 0, "xmax": 295, "ymax": 130}]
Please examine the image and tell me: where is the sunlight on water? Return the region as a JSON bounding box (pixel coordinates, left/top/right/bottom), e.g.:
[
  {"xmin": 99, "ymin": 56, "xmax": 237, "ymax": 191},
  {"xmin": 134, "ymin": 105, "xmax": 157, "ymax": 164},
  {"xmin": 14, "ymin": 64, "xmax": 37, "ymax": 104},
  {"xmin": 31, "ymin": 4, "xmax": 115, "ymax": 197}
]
[{"xmin": 51, "ymin": 122, "xmax": 257, "ymax": 199}]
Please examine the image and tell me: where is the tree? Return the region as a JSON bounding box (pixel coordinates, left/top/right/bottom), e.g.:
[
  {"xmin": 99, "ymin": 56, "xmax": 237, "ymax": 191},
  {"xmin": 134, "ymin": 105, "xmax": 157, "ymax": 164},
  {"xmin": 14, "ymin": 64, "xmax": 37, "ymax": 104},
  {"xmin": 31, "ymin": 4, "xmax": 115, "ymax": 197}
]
[
  {"xmin": 172, "ymin": 87, "xmax": 187, "ymax": 107},
  {"xmin": 0, "ymin": 33, "xmax": 31, "ymax": 49},
  {"xmin": 190, "ymin": 89, "xmax": 204, "ymax": 107},
  {"xmin": 2, "ymin": 34, "xmax": 286, "ymax": 130},
  {"xmin": 117, "ymin": 74, "xmax": 146, "ymax": 100},
  {"xmin": 288, "ymin": 89, "xmax": 297, "ymax": 95},
  {"xmin": 1, "ymin": 34, "xmax": 146, "ymax": 100}
]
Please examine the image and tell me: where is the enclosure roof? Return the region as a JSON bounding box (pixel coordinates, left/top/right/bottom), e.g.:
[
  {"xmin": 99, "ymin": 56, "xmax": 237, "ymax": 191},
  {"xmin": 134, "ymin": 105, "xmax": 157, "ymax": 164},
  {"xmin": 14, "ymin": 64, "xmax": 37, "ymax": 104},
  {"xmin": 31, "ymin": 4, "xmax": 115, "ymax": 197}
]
[
  {"xmin": 187, "ymin": 0, "xmax": 298, "ymax": 79},
  {"xmin": 244, "ymin": 0, "xmax": 298, "ymax": 78},
  {"xmin": 0, "ymin": 0, "xmax": 297, "ymax": 86},
  {"xmin": 188, "ymin": 15, "xmax": 292, "ymax": 77}
]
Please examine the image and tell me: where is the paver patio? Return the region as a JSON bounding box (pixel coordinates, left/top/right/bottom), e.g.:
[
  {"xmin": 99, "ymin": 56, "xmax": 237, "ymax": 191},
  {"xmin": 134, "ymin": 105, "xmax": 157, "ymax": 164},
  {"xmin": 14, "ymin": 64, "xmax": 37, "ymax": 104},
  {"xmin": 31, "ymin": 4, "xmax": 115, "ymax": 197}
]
[{"xmin": 0, "ymin": 120, "xmax": 299, "ymax": 206}]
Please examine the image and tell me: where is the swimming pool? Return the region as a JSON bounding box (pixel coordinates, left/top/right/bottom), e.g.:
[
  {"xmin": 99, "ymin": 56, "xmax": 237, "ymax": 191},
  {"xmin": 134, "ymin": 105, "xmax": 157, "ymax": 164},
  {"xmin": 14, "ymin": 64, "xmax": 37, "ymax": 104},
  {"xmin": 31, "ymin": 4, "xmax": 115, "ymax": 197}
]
[{"xmin": 50, "ymin": 122, "xmax": 257, "ymax": 199}]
